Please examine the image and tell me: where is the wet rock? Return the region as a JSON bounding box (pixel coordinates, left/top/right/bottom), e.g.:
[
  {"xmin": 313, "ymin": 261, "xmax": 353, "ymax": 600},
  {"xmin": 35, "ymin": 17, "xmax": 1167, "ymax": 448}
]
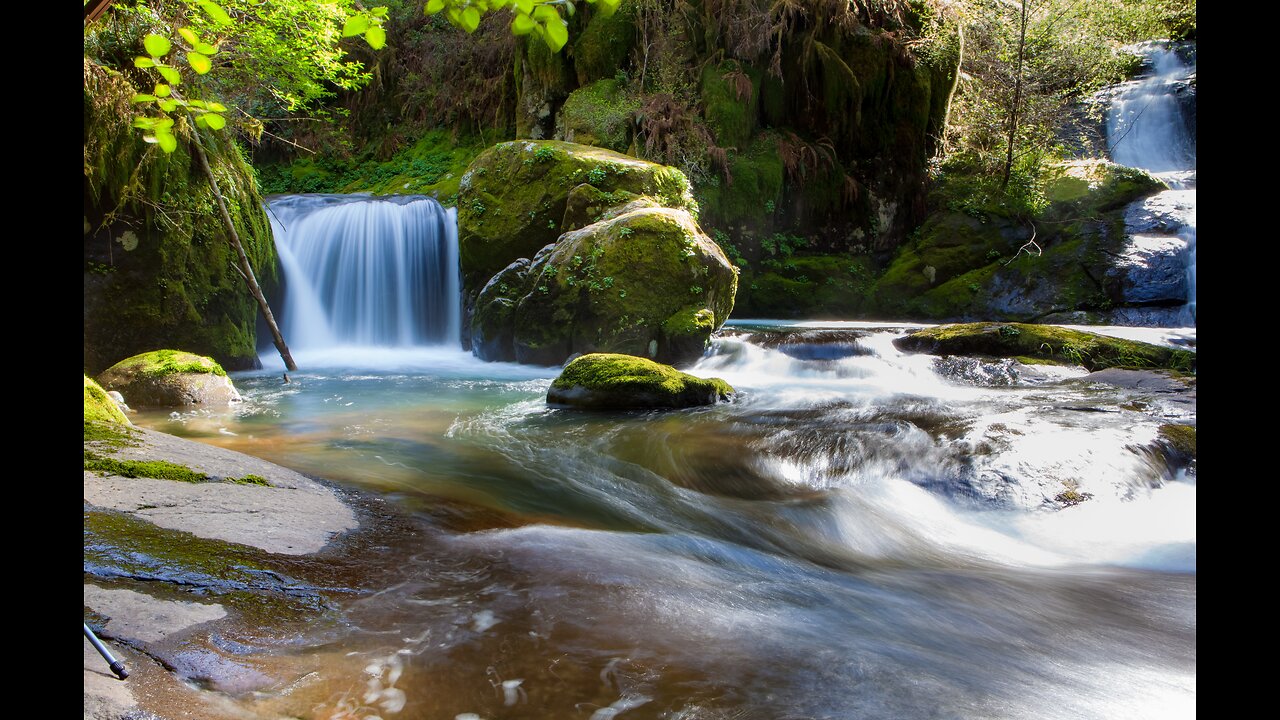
[
  {"xmin": 97, "ymin": 350, "xmax": 241, "ymax": 408},
  {"xmin": 547, "ymin": 353, "xmax": 734, "ymax": 410}
]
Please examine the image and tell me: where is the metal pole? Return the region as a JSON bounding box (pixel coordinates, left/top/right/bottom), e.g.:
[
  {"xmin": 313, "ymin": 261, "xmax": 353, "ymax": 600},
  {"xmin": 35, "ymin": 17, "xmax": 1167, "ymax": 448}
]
[{"xmin": 84, "ymin": 623, "xmax": 129, "ymax": 680}]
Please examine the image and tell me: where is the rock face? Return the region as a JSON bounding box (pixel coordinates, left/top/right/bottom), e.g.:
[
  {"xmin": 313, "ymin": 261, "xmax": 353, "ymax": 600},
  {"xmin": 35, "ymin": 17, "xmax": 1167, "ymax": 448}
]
[
  {"xmin": 547, "ymin": 353, "xmax": 734, "ymax": 409},
  {"xmin": 893, "ymin": 323, "xmax": 1196, "ymax": 372},
  {"xmin": 84, "ymin": 59, "xmax": 277, "ymax": 374},
  {"xmin": 461, "ymin": 141, "xmax": 737, "ymax": 366},
  {"xmin": 96, "ymin": 350, "xmax": 242, "ymax": 407}
]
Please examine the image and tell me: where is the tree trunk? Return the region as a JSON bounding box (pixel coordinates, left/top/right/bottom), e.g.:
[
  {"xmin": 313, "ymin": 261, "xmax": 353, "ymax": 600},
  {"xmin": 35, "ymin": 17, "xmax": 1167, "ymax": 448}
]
[
  {"xmin": 191, "ymin": 132, "xmax": 298, "ymax": 371},
  {"xmin": 1001, "ymin": 0, "xmax": 1029, "ymax": 190}
]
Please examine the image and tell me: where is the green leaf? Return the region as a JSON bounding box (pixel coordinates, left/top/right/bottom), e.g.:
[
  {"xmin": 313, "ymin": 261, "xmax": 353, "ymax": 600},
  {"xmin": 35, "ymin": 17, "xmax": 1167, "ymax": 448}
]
[
  {"xmin": 133, "ymin": 117, "xmax": 157, "ymax": 129},
  {"xmin": 156, "ymin": 65, "xmax": 182, "ymax": 85},
  {"xmin": 131, "ymin": 94, "xmax": 157, "ymax": 103},
  {"xmin": 543, "ymin": 17, "xmax": 567, "ymax": 52},
  {"xmin": 157, "ymin": 117, "xmax": 175, "ymax": 129},
  {"xmin": 195, "ymin": 114, "xmax": 209, "ymax": 128},
  {"xmin": 204, "ymin": 113, "xmax": 227, "ymax": 130},
  {"xmin": 460, "ymin": 6, "xmax": 481, "ymax": 33},
  {"xmin": 159, "ymin": 99, "xmax": 180, "ymax": 112},
  {"xmin": 198, "ymin": 1, "xmax": 233, "ymax": 26},
  {"xmin": 425, "ymin": 0, "xmax": 445, "ymax": 14},
  {"xmin": 157, "ymin": 132, "xmax": 178, "ymax": 153},
  {"xmin": 533, "ymin": 5, "xmax": 558, "ymax": 22},
  {"xmin": 154, "ymin": 83, "xmax": 171, "ymax": 97},
  {"xmin": 188, "ymin": 52, "xmax": 212, "ymax": 74},
  {"xmin": 517, "ymin": 0, "xmax": 534, "ymax": 14},
  {"xmin": 206, "ymin": 101, "xmax": 228, "ymax": 112},
  {"xmin": 195, "ymin": 42, "xmax": 218, "ymax": 55},
  {"xmin": 512, "ymin": 13, "xmax": 536, "ymax": 35},
  {"xmin": 372, "ymin": 6, "xmax": 389, "ymax": 17},
  {"xmin": 342, "ymin": 15, "xmax": 369, "ymax": 37},
  {"xmin": 365, "ymin": 25, "xmax": 386, "ymax": 50},
  {"xmin": 599, "ymin": 0, "xmax": 620, "ymax": 16},
  {"xmin": 134, "ymin": 56, "xmax": 155, "ymax": 68},
  {"xmin": 144, "ymin": 34, "xmax": 171, "ymax": 58},
  {"xmin": 178, "ymin": 27, "xmax": 199, "ymax": 46}
]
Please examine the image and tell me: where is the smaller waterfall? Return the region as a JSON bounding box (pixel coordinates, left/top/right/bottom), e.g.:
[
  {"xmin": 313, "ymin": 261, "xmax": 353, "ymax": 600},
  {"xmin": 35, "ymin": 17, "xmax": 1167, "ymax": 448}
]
[
  {"xmin": 268, "ymin": 195, "xmax": 461, "ymax": 350},
  {"xmin": 1107, "ymin": 43, "xmax": 1196, "ymax": 325}
]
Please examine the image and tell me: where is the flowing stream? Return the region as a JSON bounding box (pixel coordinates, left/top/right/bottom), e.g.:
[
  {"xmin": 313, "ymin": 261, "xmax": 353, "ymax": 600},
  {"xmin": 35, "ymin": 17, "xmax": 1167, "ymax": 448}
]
[
  {"xmin": 137, "ymin": 321, "xmax": 1196, "ymax": 719},
  {"xmin": 1107, "ymin": 42, "xmax": 1197, "ymax": 324}
]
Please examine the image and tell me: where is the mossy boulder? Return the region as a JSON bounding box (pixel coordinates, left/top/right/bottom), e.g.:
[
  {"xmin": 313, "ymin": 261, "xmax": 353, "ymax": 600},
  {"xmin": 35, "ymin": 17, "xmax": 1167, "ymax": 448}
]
[
  {"xmin": 556, "ymin": 78, "xmax": 638, "ymax": 152},
  {"xmin": 474, "ymin": 206, "xmax": 738, "ymax": 365},
  {"xmin": 547, "ymin": 353, "xmax": 734, "ymax": 409},
  {"xmin": 738, "ymin": 255, "xmax": 876, "ymax": 318},
  {"xmin": 84, "ymin": 58, "xmax": 277, "ymax": 373},
  {"xmin": 893, "ymin": 323, "xmax": 1196, "ymax": 372},
  {"xmin": 84, "ymin": 375, "xmax": 130, "ymax": 426},
  {"xmin": 456, "ymin": 140, "xmax": 698, "ymax": 293},
  {"xmin": 96, "ymin": 350, "xmax": 243, "ymax": 408}
]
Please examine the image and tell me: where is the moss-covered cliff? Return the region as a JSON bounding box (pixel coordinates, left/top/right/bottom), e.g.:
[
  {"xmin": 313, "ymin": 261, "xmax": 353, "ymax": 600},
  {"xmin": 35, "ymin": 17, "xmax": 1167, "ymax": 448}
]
[{"xmin": 83, "ymin": 58, "xmax": 277, "ymax": 373}]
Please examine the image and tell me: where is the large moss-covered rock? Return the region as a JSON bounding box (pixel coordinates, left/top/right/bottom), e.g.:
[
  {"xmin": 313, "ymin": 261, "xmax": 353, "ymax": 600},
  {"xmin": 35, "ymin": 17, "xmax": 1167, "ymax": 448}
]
[
  {"xmin": 457, "ymin": 140, "xmax": 698, "ymax": 293},
  {"xmin": 83, "ymin": 59, "xmax": 277, "ymax": 374},
  {"xmin": 547, "ymin": 353, "xmax": 734, "ymax": 409},
  {"xmin": 894, "ymin": 323, "xmax": 1196, "ymax": 372},
  {"xmin": 869, "ymin": 161, "xmax": 1167, "ymax": 321},
  {"xmin": 556, "ymin": 79, "xmax": 638, "ymax": 152},
  {"xmin": 97, "ymin": 350, "xmax": 243, "ymax": 408},
  {"xmin": 84, "ymin": 375, "xmax": 130, "ymax": 426},
  {"xmin": 475, "ymin": 206, "xmax": 738, "ymax": 365}
]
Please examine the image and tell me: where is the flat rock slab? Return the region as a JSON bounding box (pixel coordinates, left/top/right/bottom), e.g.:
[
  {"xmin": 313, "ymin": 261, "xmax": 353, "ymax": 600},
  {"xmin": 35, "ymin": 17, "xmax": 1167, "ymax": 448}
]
[
  {"xmin": 84, "ymin": 584, "xmax": 226, "ymax": 643},
  {"xmin": 85, "ymin": 428, "xmax": 356, "ymax": 555},
  {"xmin": 83, "ymin": 641, "xmax": 137, "ymax": 720}
]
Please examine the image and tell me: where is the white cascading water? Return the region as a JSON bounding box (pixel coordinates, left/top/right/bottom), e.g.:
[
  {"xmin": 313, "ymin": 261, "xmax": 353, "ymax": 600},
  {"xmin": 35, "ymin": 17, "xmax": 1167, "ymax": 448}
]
[
  {"xmin": 1107, "ymin": 43, "xmax": 1196, "ymax": 324},
  {"xmin": 267, "ymin": 195, "xmax": 461, "ymax": 352}
]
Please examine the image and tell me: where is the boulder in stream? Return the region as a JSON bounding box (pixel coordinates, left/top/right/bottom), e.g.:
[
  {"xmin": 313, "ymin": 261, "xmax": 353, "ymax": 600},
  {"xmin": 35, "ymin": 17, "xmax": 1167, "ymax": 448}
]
[
  {"xmin": 547, "ymin": 353, "xmax": 734, "ymax": 410},
  {"xmin": 96, "ymin": 350, "xmax": 242, "ymax": 407},
  {"xmin": 894, "ymin": 323, "xmax": 1196, "ymax": 371}
]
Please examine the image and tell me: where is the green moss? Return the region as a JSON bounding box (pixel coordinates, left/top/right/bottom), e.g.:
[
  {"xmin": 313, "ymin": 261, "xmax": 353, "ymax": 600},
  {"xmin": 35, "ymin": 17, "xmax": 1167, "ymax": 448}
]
[
  {"xmin": 700, "ymin": 61, "xmax": 760, "ymax": 148},
  {"xmin": 228, "ymin": 474, "xmax": 271, "ymax": 486},
  {"xmin": 739, "ymin": 254, "xmax": 874, "ymax": 318},
  {"xmin": 558, "ymin": 79, "xmax": 638, "ymax": 152},
  {"xmin": 548, "ymin": 353, "xmax": 734, "ymax": 409},
  {"xmin": 104, "ymin": 349, "xmax": 226, "ymax": 379},
  {"xmin": 1157, "ymin": 424, "xmax": 1196, "ymax": 458},
  {"xmin": 84, "ymin": 451, "xmax": 209, "ymax": 483},
  {"xmin": 697, "ymin": 134, "xmax": 784, "ymax": 229},
  {"xmin": 572, "ymin": 0, "xmax": 637, "ymax": 84},
  {"xmin": 895, "ymin": 323, "xmax": 1197, "ymax": 372},
  {"xmin": 84, "ymin": 375, "xmax": 129, "ymax": 426}
]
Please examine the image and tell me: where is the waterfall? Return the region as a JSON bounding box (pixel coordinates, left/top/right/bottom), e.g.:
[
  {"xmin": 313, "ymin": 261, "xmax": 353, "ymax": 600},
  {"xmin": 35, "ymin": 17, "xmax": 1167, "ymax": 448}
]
[
  {"xmin": 1107, "ymin": 42, "xmax": 1196, "ymax": 325},
  {"xmin": 267, "ymin": 195, "xmax": 461, "ymax": 351}
]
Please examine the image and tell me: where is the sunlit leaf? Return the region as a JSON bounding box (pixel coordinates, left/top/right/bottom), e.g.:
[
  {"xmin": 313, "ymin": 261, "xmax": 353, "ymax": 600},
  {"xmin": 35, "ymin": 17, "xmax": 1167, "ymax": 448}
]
[
  {"xmin": 134, "ymin": 56, "xmax": 155, "ymax": 68},
  {"xmin": 131, "ymin": 94, "xmax": 157, "ymax": 103},
  {"xmin": 144, "ymin": 34, "xmax": 171, "ymax": 58},
  {"xmin": 195, "ymin": 42, "xmax": 218, "ymax": 55},
  {"xmin": 157, "ymin": 65, "xmax": 182, "ymax": 84},
  {"xmin": 206, "ymin": 101, "xmax": 228, "ymax": 112},
  {"xmin": 365, "ymin": 25, "xmax": 386, "ymax": 50},
  {"xmin": 160, "ymin": 99, "xmax": 180, "ymax": 112},
  {"xmin": 599, "ymin": 0, "xmax": 620, "ymax": 17},
  {"xmin": 343, "ymin": 15, "xmax": 370, "ymax": 37},
  {"xmin": 533, "ymin": 5, "xmax": 558, "ymax": 22},
  {"xmin": 157, "ymin": 132, "xmax": 178, "ymax": 153},
  {"xmin": 372, "ymin": 6, "xmax": 389, "ymax": 17},
  {"xmin": 512, "ymin": 13, "xmax": 536, "ymax": 35},
  {"xmin": 195, "ymin": 114, "xmax": 209, "ymax": 128},
  {"xmin": 425, "ymin": 0, "xmax": 445, "ymax": 14},
  {"xmin": 517, "ymin": 0, "xmax": 534, "ymax": 14},
  {"xmin": 198, "ymin": 1, "xmax": 233, "ymax": 26},
  {"xmin": 204, "ymin": 113, "xmax": 227, "ymax": 130},
  {"xmin": 154, "ymin": 83, "xmax": 171, "ymax": 97},
  {"xmin": 543, "ymin": 17, "xmax": 567, "ymax": 52},
  {"xmin": 178, "ymin": 27, "xmax": 199, "ymax": 46},
  {"xmin": 188, "ymin": 52, "xmax": 212, "ymax": 74},
  {"xmin": 460, "ymin": 6, "xmax": 481, "ymax": 33}
]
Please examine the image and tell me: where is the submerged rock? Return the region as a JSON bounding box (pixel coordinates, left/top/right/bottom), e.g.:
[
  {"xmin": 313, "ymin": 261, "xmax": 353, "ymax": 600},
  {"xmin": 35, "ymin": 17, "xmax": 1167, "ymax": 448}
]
[
  {"xmin": 97, "ymin": 350, "xmax": 242, "ymax": 407},
  {"xmin": 894, "ymin": 323, "xmax": 1196, "ymax": 372},
  {"xmin": 547, "ymin": 353, "xmax": 734, "ymax": 410}
]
